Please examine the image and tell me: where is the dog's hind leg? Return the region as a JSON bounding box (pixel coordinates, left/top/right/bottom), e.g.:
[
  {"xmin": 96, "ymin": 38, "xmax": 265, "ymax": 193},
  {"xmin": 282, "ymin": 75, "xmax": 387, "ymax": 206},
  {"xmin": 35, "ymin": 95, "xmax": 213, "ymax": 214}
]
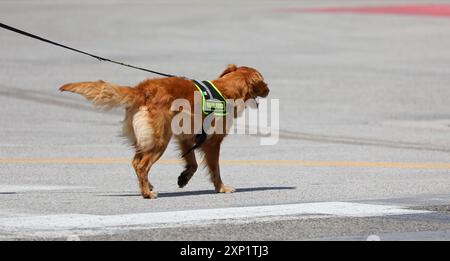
[
  {"xmin": 132, "ymin": 152, "xmax": 156, "ymax": 198},
  {"xmin": 201, "ymin": 136, "xmax": 235, "ymax": 193},
  {"xmin": 132, "ymin": 139, "xmax": 170, "ymax": 199},
  {"xmin": 131, "ymin": 107, "xmax": 171, "ymax": 199},
  {"xmin": 177, "ymin": 138, "xmax": 198, "ymax": 188}
]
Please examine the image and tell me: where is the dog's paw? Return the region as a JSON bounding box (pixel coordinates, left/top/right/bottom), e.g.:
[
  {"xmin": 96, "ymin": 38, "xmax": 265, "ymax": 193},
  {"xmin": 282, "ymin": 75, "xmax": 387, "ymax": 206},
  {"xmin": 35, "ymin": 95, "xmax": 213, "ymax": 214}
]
[
  {"xmin": 177, "ymin": 175, "xmax": 188, "ymax": 188},
  {"xmin": 216, "ymin": 186, "xmax": 236, "ymax": 194},
  {"xmin": 178, "ymin": 172, "xmax": 193, "ymax": 188},
  {"xmin": 142, "ymin": 191, "xmax": 158, "ymax": 199}
]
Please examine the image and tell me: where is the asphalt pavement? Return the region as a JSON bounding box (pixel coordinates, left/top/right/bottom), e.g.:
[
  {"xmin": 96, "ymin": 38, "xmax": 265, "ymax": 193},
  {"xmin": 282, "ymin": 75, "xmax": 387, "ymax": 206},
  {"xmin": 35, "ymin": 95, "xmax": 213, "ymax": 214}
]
[{"xmin": 0, "ymin": 0, "xmax": 450, "ymax": 240}]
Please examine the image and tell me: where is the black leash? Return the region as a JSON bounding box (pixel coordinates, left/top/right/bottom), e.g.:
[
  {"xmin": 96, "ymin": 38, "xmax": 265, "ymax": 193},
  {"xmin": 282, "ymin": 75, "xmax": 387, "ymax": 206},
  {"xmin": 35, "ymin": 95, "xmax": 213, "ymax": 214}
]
[
  {"xmin": 0, "ymin": 22, "xmax": 176, "ymax": 78},
  {"xmin": 0, "ymin": 22, "xmax": 217, "ymax": 156}
]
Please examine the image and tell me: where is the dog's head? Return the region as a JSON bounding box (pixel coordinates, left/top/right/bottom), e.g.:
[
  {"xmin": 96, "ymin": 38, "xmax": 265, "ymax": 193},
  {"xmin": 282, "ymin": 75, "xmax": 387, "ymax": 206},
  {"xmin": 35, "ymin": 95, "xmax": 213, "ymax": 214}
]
[{"xmin": 219, "ymin": 64, "xmax": 270, "ymax": 101}]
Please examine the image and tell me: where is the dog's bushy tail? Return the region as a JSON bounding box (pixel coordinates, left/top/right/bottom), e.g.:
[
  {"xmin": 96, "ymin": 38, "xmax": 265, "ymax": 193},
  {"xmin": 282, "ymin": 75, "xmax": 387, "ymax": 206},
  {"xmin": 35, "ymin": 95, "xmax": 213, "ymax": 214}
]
[{"xmin": 59, "ymin": 80, "xmax": 144, "ymax": 110}]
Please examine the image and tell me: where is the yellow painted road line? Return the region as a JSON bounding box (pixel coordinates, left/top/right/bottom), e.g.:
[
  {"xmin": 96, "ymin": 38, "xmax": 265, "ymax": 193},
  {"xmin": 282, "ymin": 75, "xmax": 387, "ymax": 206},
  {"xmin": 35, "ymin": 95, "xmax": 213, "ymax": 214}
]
[
  {"xmin": 0, "ymin": 158, "xmax": 130, "ymax": 164},
  {"xmin": 0, "ymin": 158, "xmax": 449, "ymax": 169},
  {"xmin": 223, "ymin": 160, "xmax": 450, "ymax": 169}
]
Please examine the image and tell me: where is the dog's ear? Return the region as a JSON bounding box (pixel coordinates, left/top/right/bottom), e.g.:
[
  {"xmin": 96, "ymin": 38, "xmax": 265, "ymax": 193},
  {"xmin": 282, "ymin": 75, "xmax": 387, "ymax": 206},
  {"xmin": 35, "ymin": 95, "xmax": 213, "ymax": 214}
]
[
  {"xmin": 244, "ymin": 68, "xmax": 270, "ymax": 98},
  {"xmin": 219, "ymin": 64, "xmax": 238, "ymax": 78}
]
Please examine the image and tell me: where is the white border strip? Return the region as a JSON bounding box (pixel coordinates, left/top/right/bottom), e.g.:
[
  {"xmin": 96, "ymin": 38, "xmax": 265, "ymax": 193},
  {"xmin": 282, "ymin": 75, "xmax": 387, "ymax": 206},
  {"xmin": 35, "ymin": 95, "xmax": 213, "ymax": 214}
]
[{"xmin": 0, "ymin": 202, "xmax": 428, "ymax": 231}]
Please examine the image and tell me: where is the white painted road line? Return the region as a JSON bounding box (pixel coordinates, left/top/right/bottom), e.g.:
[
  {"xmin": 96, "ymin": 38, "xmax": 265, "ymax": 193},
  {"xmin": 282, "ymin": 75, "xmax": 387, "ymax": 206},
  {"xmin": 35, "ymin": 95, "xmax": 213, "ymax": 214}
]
[
  {"xmin": 0, "ymin": 185, "xmax": 92, "ymax": 193},
  {"xmin": 0, "ymin": 202, "xmax": 429, "ymax": 232}
]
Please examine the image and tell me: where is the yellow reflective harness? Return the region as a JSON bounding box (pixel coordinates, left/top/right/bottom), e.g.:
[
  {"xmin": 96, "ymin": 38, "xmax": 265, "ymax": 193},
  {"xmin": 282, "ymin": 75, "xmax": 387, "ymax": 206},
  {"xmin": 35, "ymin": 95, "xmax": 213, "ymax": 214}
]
[
  {"xmin": 181, "ymin": 80, "xmax": 228, "ymax": 157},
  {"xmin": 192, "ymin": 80, "xmax": 227, "ymax": 116}
]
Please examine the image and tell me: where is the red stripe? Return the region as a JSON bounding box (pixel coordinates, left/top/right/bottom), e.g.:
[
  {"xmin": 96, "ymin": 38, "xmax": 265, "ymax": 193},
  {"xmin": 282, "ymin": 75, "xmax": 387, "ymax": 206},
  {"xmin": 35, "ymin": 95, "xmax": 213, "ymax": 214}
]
[{"xmin": 275, "ymin": 4, "xmax": 450, "ymax": 17}]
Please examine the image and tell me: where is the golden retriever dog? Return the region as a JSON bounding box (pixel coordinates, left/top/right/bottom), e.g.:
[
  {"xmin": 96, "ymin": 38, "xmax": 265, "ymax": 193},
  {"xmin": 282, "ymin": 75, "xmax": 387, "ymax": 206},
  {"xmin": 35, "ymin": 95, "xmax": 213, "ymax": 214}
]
[{"xmin": 60, "ymin": 64, "xmax": 269, "ymax": 199}]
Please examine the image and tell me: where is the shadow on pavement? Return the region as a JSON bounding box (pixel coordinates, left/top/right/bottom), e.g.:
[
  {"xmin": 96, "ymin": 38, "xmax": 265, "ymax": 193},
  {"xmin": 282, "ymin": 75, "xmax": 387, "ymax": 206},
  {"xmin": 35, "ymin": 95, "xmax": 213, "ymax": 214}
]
[{"xmin": 100, "ymin": 186, "xmax": 296, "ymax": 198}]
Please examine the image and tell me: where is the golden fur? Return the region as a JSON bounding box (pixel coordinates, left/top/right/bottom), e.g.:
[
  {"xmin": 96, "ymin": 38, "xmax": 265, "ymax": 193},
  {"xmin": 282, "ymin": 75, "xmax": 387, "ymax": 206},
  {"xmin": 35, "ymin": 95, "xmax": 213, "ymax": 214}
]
[{"xmin": 60, "ymin": 64, "xmax": 269, "ymax": 199}]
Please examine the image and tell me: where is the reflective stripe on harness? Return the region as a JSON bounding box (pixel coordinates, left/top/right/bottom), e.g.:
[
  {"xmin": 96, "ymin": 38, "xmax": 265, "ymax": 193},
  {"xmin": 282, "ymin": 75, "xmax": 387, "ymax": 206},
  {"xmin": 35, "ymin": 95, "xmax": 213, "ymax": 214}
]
[{"xmin": 192, "ymin": 80, "xmax": 227, "ymax": 116}]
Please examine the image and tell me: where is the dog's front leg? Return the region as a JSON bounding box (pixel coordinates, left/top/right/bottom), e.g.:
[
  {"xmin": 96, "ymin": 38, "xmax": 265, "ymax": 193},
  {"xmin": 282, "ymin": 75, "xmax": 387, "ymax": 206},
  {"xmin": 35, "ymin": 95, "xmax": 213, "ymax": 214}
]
[
  {"xmin": 177, "ymin": 138, "xmax": 198, "ymax": 188},
  {"xmin": 201, "ymin": 136, "xmax": 235, "ymax": 193}
]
